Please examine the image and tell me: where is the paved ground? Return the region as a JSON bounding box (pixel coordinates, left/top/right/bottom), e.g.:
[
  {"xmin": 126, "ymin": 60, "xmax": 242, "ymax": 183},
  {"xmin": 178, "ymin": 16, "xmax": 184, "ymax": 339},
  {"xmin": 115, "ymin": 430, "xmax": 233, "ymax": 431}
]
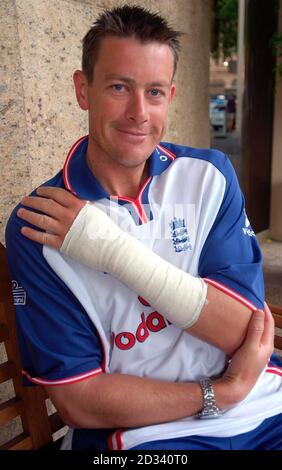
[
  {"xmin": 213, "ymin": 130, "xmax": 282, "ymax": 345},
  {"xmin": 211, "ymin": 131, "xmax": 282, "ymax": 306},
  {"xmin": 261, "ymin": 239, "xmax": 282, "ymax": 349},
  {"xmin": 211, "ymin": 130, "xmax": 242, "ymax": 183},
  {"xmin": 260, "ymin": 239, "xmax": 282, "ymax": 306}
]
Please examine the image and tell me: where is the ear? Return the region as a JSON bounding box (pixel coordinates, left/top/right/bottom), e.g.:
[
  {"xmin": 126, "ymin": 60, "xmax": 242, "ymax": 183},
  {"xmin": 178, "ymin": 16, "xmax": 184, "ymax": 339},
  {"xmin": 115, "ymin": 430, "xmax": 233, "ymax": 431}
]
[
  {"xmin": 73, "ymin": 70, "xmax": 89, "ymax": 111},
  {"xmin": 169, "ymin": 83, "xmax": 176, "ymax": 103}
]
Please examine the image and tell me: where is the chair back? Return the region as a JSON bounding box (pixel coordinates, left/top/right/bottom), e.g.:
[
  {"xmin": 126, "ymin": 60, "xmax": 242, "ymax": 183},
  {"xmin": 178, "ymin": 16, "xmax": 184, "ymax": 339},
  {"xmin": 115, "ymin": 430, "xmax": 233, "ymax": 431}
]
[{"xmin": 0, "ymin": 243, "xmax": 65, "ymax": 450}]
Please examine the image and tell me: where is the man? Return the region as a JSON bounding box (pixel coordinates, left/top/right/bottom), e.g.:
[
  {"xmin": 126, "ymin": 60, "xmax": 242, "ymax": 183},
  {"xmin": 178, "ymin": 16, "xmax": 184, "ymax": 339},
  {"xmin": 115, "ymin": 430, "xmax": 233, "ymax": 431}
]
[
  {"xmin": 6, "ymin": 6, "xmax": 281, "ymax": 450},
  {"xmin": 226, "ymin": 94, "xmax": 236, "ymax": 132}
]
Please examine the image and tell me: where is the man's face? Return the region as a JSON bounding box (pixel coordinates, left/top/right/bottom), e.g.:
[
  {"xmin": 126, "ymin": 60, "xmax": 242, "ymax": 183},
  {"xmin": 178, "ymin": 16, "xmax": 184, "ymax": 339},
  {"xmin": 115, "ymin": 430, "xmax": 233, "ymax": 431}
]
[{"xmin": 75, "ymin": 36, "xmax": 176, "ymax": 170}]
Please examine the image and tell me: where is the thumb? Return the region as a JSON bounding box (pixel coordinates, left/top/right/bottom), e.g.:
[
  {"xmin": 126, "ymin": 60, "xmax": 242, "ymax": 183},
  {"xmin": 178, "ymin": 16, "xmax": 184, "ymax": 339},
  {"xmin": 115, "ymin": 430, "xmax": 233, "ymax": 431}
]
[{"xmin": 246, "ymin": 309, "xmax": 265, "ymax": 345}]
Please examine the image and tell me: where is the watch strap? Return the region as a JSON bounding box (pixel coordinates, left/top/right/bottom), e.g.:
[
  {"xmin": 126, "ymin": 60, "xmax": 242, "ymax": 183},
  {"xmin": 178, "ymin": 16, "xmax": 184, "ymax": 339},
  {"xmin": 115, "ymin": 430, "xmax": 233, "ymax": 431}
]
[{"xmin": 198, "ymin": 378, "xmax": 222, "ymax": 419}]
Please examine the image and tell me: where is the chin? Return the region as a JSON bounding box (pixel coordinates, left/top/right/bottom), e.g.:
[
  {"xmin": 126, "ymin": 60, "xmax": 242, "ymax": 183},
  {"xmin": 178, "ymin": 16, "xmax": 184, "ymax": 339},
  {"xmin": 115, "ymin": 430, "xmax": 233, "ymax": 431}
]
[
  {"xmin": 119, "ymin": 142, "xmax": 156, "ymax": 159},
  {"xmin": 116, "ymin": 155, "xmax": 149, "ymax": 169}
]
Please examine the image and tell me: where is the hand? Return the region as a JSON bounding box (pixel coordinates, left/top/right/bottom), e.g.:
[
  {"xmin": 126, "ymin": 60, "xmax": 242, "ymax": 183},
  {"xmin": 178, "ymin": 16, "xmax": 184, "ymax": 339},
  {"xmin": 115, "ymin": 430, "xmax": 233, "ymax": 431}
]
[
  {"xmin": 17, "ymin": 187, "xmax": 85, "ymax": 249},
  {"xmin": 216, "ymin": 303, "xmax": 274, "ymax": 407}
]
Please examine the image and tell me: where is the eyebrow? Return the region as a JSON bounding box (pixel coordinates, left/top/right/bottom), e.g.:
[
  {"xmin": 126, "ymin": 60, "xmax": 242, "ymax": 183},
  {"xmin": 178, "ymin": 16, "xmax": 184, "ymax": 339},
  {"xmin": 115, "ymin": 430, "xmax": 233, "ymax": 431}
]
[{"xmin": 104, "ymin": 74, "xmax": 171, "ymax": 88}]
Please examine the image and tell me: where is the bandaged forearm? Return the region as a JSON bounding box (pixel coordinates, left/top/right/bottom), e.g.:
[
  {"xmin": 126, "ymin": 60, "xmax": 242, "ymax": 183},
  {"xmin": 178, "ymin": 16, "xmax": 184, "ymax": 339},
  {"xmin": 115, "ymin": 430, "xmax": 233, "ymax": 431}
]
[{"xmin": 61, "ymin": 203, "xmax": 207, "ymax": 329}]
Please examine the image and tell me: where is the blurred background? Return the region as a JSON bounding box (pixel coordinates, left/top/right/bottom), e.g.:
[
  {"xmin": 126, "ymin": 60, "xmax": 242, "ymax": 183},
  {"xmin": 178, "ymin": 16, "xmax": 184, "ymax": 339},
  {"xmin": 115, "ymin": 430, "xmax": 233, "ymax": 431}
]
[{"xmin": 209, "ymin": 0, "xmax": 282, "ymax": 305}]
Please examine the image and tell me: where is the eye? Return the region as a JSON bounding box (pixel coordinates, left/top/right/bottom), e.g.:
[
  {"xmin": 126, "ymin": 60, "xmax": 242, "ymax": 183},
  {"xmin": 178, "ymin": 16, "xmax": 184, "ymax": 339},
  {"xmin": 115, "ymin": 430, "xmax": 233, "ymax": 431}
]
[
  {"xmin": 112, "ymin": 84, "xmax": 125, "ymax": 92},
  {"xmin": 150, "ymin": 89, "xmax": 160, "ymax": 97},
  {"xmin": 149, "ymin": 88, "xmax": 165, "ymax": 98}
]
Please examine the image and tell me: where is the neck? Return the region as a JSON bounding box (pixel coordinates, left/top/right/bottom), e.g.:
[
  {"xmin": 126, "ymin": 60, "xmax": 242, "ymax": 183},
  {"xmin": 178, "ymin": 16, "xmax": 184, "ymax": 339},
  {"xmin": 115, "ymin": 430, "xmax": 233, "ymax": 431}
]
[{"xmin": 87, "ymin": 141, "xmax": 149, "ymax": 200}]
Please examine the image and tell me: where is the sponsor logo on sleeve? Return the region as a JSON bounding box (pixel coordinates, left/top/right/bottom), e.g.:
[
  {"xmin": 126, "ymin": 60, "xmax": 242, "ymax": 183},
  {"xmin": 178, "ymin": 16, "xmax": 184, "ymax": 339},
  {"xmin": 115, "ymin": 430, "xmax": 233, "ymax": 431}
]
[
  {"xmin": 242, "ymin": 209, "xmax": 255, "ymax": 237},
  {"xmin": 12, "ymin": 280, "xmax": 26, "ymax": 305}
]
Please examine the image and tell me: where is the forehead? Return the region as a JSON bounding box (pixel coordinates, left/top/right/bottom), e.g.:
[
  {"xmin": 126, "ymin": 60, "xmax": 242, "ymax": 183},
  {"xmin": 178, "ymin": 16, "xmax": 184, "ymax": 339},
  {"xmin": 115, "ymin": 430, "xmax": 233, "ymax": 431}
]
[{"xmin": 94, "ymin": 36, "xmax": 174, "ymax": 82}]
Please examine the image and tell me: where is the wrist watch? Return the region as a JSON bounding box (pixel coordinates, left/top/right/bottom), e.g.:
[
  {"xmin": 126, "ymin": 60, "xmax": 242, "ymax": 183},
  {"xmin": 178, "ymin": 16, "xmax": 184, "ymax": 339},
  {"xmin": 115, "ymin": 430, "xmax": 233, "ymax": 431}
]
[{"xmin": 198, "ymin": 378, "xmax": 222, "ymax": 419}]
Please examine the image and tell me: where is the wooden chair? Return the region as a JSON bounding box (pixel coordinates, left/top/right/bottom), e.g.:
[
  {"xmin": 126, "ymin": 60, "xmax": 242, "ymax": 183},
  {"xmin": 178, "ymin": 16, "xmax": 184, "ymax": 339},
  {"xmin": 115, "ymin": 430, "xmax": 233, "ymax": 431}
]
[
  {"xmin": 271, "ymin": 303, "xmax": 282, "ymax": 352},
  {"xmin": 0, "ymin": 242, "xmax": 281, "ymax": 450},
  {"xmin": 0, "ymin": 243, "xmax": 65, "ymax": 450}
]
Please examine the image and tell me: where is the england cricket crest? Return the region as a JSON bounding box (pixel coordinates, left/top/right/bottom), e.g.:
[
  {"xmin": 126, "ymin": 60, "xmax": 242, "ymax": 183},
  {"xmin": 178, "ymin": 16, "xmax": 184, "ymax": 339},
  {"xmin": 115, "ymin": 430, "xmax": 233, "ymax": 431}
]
[{"xmin": 169, "ymin": 217, "xmax": 192, "ymax": 253}]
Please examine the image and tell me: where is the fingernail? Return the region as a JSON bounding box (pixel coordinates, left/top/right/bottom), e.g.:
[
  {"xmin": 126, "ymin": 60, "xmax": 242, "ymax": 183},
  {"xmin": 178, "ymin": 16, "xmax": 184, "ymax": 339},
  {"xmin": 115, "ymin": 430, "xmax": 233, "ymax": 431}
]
[{"xmin": 254, "ymin": 310, "xmax": 264, "ymax": 317}]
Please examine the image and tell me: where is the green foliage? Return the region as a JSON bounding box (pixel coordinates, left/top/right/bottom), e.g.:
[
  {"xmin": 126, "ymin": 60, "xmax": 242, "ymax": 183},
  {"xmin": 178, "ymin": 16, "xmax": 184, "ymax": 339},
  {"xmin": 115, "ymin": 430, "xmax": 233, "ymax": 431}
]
[
  {"xmin": 211, "ymin": 0, "xmax": 281, "ymax": 77},
  {"xmin": 211, "ymin": 0, "xmax": 238, "ymax": 60}
]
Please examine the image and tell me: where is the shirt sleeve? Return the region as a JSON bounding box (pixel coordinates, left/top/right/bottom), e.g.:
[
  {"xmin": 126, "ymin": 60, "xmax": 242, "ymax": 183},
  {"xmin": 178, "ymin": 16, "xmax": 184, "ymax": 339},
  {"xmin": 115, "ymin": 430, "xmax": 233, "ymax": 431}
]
[
  {"xmin": 5, "ymin": 205, "xmax": 104, "ymax": 386},
  {"xmin": 198, "ymin": 156, "xmax": 265, "ymax": 310}
]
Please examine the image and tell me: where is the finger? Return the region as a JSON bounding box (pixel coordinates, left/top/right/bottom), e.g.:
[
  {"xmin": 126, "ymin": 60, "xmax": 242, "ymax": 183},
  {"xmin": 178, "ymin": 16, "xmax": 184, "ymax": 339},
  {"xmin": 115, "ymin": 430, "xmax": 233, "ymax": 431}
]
[
  {"xmin": 17, "ymin": 207, "xmax": 63, "ymax": 235},
  {"xmin": 263, "ymin": 302, "xmax": 274, "ymax": 320},
  {"xmin": 20, "ymin": 195, "xmax": 79, "ymax": 226},
  {"xmin": 21, "ymin": 195, "xmax": 66, "ymax": 219},
  {"xmin": 261, "ymin": 302, "xmax": 275, "ymax": 349},
  {"xmin": 20, "ymin": 226, "xmax": 62, "ymax": 249},
  {"xmin": 36, "ymin": 187, "xmax": 84, "ymax": 210},
  {"xmin": 246, "ymin": 309, "xmax": 265, "ymax": 345}
]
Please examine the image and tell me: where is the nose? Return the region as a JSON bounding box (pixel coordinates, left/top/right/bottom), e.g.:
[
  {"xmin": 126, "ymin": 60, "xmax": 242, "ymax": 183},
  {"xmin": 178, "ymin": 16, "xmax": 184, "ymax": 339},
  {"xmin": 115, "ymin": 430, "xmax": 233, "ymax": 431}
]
[{"xmin": 125, "ymin": 91, "xmax": 149, "ymax": 125}]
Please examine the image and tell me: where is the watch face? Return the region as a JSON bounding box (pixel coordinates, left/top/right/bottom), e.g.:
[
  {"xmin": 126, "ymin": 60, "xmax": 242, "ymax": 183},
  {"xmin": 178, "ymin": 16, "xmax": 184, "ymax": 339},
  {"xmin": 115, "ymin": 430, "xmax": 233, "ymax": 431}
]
[{"xmin": 198, "ymin": 408, "xmax": 222, "ymax": 419}]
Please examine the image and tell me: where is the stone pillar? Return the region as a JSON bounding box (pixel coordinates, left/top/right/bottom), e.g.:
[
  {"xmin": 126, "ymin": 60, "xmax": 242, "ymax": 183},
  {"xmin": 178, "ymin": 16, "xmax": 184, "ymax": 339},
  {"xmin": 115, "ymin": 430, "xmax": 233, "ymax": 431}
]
[
  {"xmin": 165, "ymin": 0, "xmax": 212, "ymax": 147},
  {"xmin": 0, "ymin": 0, "xmax": 212, "ymax": 244},
  {"xmin": 270, "ymin": 3, "xmax": 282, "ymax": 241},
  {"xmin": 0, "ymin": 0, "xmax": 32, "ymax": 243},
  {"xmin": 241, "ymin": 0, "xmax": 277, "ymax": 233}
]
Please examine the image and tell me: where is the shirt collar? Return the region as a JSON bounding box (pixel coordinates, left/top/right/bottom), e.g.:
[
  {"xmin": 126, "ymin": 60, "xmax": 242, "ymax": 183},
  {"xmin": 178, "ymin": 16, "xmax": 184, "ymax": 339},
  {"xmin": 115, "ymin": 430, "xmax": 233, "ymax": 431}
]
[{"xmin": 63, "ymin": 135, "xmax": 175, "ymax": 201}]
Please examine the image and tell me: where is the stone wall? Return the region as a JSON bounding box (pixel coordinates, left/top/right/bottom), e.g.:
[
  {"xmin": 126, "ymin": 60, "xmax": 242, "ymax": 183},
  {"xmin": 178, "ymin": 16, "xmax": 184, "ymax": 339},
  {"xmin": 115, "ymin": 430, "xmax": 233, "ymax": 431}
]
[{"xmin": 0, "ymin": 0, "xmax": 212, "ymax": 244}]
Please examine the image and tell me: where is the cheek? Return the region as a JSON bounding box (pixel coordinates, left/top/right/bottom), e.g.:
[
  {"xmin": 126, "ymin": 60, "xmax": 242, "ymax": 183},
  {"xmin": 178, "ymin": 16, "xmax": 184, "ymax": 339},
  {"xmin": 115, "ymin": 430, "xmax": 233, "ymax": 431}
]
[
  {"xmin": 151, "ymin": 105, "xmax": 169, "ymax": 129},
  {"xmin": 90, "ymin": 97, "xmax": 124, "ymax": 124},
  {"xmin": 102, "ymin": 97, "xmax": 127, "ymax": 119}
]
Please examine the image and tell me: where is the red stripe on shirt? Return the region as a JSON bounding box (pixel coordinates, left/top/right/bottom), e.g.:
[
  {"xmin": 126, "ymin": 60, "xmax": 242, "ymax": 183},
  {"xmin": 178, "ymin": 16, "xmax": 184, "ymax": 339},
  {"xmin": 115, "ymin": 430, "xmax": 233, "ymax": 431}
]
[{"xmin": 204, "ymin": 278, "xmax": 258, "ymax": 311}]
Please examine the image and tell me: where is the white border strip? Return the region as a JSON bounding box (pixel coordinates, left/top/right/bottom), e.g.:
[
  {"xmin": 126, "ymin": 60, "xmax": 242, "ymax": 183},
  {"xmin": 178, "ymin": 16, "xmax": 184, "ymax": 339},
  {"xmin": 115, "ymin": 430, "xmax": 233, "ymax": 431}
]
[{"xmin": 22, "ymin": 367, "xmax": 103, "ymax": 386}]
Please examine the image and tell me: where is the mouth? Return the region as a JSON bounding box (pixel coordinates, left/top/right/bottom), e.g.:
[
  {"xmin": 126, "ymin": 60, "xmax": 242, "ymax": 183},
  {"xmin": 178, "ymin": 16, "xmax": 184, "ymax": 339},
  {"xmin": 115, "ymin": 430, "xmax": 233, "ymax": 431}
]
[
  {"xmin": 115, "ymin": 128, "xmax": 149, "ymax": 143},
  {"xmin": 116, "ymin": 128, "xmax": 148, "ymax": 137}
]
